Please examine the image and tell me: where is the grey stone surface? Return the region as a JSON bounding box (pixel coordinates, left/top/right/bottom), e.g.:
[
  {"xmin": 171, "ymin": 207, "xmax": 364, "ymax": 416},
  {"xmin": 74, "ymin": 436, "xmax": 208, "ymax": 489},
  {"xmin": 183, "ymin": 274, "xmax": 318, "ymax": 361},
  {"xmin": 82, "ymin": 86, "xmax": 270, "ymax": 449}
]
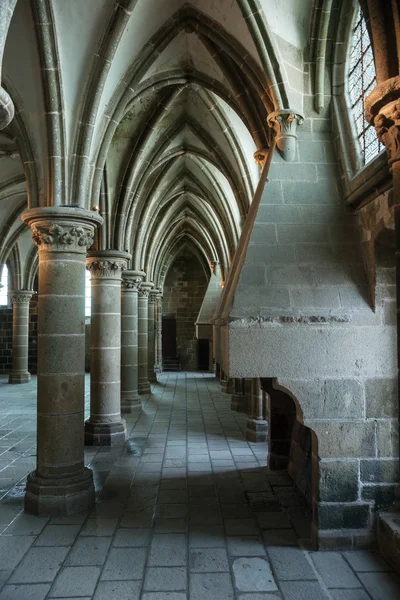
[
  {"xmin": 311, "ymin": 552, "xmax": 361, "ymax": 588},
  {"xmin": 48, "ymin": 566, "xmax": 100, "ymax": 597},
  {"xmin": 232, "ymin": 557, "xmax": 278, "ymax": 592},
  {"xmin": 267, "ymin": 547, "xmax": 317, "ymax": 581}
]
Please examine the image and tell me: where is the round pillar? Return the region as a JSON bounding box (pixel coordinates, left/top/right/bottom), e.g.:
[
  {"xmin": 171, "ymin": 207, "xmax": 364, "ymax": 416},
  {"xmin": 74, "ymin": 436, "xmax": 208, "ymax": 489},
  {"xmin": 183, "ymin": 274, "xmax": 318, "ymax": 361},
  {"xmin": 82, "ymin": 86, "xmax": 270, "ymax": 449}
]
[
  {"xmin": 8, "ymin": 290, "xmax": 34, "ymax": 384},
  {"xmin": 155, "ymin": 289, "xmax": 163, "ymax": 372},
  {"xmin": 21, "ymin": 206, "xmax": 102, "ymax": 516},
  {"xmin": 121, "ymin": 270, "xmax": 145, "ymax": 413},
  {"xmin": 138, "ymin": 281, "xmax": 153, "ymax": 394},
  {"xmin": 85, "ymin": 250, "xmax": 131, "ymax": 446},
  {"xmin": 148, "ymin": 289, "xmax": 158, "ymax": 383}
]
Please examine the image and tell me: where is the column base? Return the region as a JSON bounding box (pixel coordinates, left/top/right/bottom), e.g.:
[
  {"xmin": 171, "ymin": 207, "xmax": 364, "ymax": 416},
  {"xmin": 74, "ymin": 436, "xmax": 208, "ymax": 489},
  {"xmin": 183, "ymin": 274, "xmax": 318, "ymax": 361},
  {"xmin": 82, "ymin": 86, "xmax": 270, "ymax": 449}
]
[
  {"xmin": 121, "ymin": 393, "xmax": 142, "ymax": 413},
  {"xmin": 231, "ymin": 394, "xmax": 248, "ymax": 413},
  {"xmin": 8, "ymin": 372, "xmax": 31, "ymax": 384},
  {"xmin": 148, "ymin": 373, "xmax": 158, "ymax": 383},
  {"xmin": 24, "ymin": 467, "xmax": 95, "ymax": 516},
  {"xmin": 220, "ymin": 380, "xmax": 234, "ymax": 394},
  {"xmin": 84, "ymin": 419, "xmax": 126, "ymax": 446},
  {"xmin": 138, "ymin": 381, "xmax": 151, "ymax": 394},
  {"xmin": 245, "ymin": 418, "xmax": 268, "ymax": 442}
]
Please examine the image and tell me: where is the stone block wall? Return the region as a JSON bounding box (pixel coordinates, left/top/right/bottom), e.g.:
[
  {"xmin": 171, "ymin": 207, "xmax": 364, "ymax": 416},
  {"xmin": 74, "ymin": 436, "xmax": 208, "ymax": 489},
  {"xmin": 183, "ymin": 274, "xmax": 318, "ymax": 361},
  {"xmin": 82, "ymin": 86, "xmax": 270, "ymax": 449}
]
[{"xmin": 163, "ymin": 249, "xmax": 207, "ymax": 370}]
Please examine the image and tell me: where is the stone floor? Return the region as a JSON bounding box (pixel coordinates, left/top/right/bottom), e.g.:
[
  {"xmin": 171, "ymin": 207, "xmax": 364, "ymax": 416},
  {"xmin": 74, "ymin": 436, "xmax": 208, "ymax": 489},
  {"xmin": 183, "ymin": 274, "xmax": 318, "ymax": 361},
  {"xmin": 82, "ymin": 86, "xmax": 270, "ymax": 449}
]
[{"xmin": 0, "ymin": 372, "xmax": 400, "ymax": 599}]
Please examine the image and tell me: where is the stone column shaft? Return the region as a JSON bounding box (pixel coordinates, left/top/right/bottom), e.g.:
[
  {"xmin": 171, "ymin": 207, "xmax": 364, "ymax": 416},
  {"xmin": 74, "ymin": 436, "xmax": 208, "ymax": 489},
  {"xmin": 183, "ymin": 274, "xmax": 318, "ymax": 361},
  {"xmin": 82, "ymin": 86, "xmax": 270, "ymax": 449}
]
[
  {"xmin": 138, "ymin": 282, "xmax": 153, "ymax": 394},
  {"xmin": 231, "ymin": 378, "xmax": 249, "ymax": 414},
  {"xmin": 85, "ymin": 250, "xmax": 131, "ymax": 445},
  {"xmin": 246, "ymin": 379, "xmax": 268, "ymax": 442},
  {"xmin": 121, "ymin": 270, "xmax": 145, "ymax": 412},
  {"xmin": 148, "ymin": 290, "xmax": 157, "ymax": 383},
  {"xmin": 155, "ymin": 292, "xmax": 163, "ymax": 372},
  {"xmin": 8, "ymin": 290, "xmax": 34, "ymax": 384},
  {"xmin": 21, "ymin": 206, "xmax": 102, "ymax": 515}
]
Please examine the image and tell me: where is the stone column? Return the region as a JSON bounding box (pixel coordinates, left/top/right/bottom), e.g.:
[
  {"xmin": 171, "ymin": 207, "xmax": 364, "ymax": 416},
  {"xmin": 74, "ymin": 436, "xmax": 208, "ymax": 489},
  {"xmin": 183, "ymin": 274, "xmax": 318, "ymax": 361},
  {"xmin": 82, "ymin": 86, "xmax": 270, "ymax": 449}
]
[
  {"xmin": 8, "ymin": 290, "xmax": 34, "ymax": 384},
  {"xmin": 220, "ymin": 369, "xmax": 234, "ymax": 394},
  {"xmin": 85, "ymin": 249, "xmax": 131, "ymax": 446},
  {"xmin": 21, "ymin": 206, "xmax": 102, "ymax": 515},
  {"xmin": 231, "ymin": 378, "xmax": 249, "ymax": 414},
  {"xmin": 148, "ymin": 289, "xmax": 158, "ymax": 383},
  {"xmin": 0, "ymin": 0, "xmax": 17, "ymax": 129},
  {"xmin": 246, "ymin": 379, "xmax": 268, "ymax": 442},
  {"xmin": 121, "ymin": 270, "xmax": 145, "ymax": 413},
  {"xmin": 138, "ymin": 281, "xmax": 153, "ymax": 394},
  {"xmin": 155, "ymin": 289, "xmax": 163, "ymax": 372}
]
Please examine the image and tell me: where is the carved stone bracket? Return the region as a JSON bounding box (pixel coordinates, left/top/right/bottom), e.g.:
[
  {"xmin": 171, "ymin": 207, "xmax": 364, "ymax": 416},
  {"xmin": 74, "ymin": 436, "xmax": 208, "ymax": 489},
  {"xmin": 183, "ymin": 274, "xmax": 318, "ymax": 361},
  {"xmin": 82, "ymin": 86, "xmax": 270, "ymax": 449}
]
[
  {"xmin": 365, "ymin": 75, "xmax": 400, "ymax": 168},
  {"xmin": 10, "ymin": 290, "xmax": 35, "ymax": 304},
  {"xmin": 266, "ymin": 109, "xmax": 304, "ymax": 162},
  {"xmin": 122, "ymin": 269, "xmax": 146, "ymax": 292},
  {"xmin": 22, "ymin": 207, "xmax": 103, "ymax": 255},
  {"xmin": 87, "ymin": 250, "xmax": 131, "ymax": 279},
  {"xmin": 253, "ymin": 148, "xmax": 269, "ymax": 170},
  {"xmin": 139, "ymin": 282, "xmax": 154, "ymax": 298}
]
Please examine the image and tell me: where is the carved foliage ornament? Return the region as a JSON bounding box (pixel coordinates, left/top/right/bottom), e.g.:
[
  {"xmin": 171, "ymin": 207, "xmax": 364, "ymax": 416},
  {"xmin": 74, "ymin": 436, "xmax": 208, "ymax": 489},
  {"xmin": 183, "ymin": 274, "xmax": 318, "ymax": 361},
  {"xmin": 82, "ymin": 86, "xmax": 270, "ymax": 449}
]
[
  {"xmin": 138, "ymin": 287, "xmax": 151, "ymax": 298},
  {"xmin": 121, "ymin": 277, "xmax": 143, "ymax": 291},
  {"xmin": 32, "ymin": 223, "xmax": 94, "ymax": 250},
  {"xmin": 10, "ymin": 292, "xmax": 34, "ymax": 304},
  {"xmin": 374, "ymin": 100, "xmax": 400, "ymax": 166},
  {"xmin": 87, "ymin": 259, "xmax": 127, "ymax": 278}
]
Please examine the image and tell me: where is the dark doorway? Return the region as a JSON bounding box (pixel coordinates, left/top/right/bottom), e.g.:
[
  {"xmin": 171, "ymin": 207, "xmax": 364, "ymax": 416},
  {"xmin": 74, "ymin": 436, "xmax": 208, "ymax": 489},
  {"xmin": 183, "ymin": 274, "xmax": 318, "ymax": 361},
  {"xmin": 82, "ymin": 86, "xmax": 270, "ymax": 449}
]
[
  {"xmin": 198, "ymin": 339, "xmax": 209, "ymax": 370},
  {"xmin": 162, "ymin": 317, "xmax": 177, "ymax": 358}
]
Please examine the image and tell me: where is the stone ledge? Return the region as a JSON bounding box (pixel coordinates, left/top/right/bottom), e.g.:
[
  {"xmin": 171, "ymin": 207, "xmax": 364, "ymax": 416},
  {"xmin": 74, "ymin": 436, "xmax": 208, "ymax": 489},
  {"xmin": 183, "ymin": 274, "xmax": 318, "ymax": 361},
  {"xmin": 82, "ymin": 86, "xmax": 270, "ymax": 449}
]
[{"xmin": 377, "ymin": 512, "xmax": 400, "ymax": 572}]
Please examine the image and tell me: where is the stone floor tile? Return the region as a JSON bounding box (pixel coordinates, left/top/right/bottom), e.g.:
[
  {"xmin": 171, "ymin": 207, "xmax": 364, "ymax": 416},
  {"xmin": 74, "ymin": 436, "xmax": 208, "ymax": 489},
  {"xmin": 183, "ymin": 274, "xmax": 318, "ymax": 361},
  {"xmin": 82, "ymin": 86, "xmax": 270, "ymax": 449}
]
[
  {"xmin": 101, "ymin": 547, "xmax": 147, "ymax": 580},
  {"xmin": 35, "ymin": 525, "xmax": 81, "ymax": 547},
  {"xmin": 148, "ymin": 533, "xmax": 187, "ymax": 566},
  {"xmin": 65, "ymin": 537, "xmax": 111, "ymax": 566},
  {"xmin": 79, "ymin": 518, "xmax": 118, "ymax": 537},
  {"xmin": 0, "ymin": 536, "xmax": 35, "ymax": 570},
  {"xmin": 9, "ymin": 546, "xmax": 69, "ymax": 584},
  {"xmin": 143, "ymin": 567, "xmax": 187, "ymax": 591},
  {"xmin": 154, "ymin": 517, "xmax": 187, "ymax": 533},
  {"xmin": 267, "ymin": 547, "xmax": 317, "ymax": 581},
  {"xmin": 189, "ymin": 526, "xmax": 225, "ymax": 547},
  {"xmin": 227, "ymin": 536, "xmax": 266, "ymax": 556},
  {"xmin": 141, "ymin": 593, "xmax": 187, "ymax": 600},
  {"xmin": 112, "ymin": 528, "xmax": 152, "ymax": 547},
  {"xmin": 224, "ymin": 518, "xmax": 258, "ymax": 535},
  {"xmin": 3, "ymin": 513, "xmax": 49, "ymax": 536},
  {"xmin": 262, "ymin": 529, "xmax": 299, "ymax": 547},
  {"xmin": 189, "ymin": 548, "xmax": 229, "ymax": 572},
  {"xmin": 311, "ymin": 552, "xmax": 363, "ymax": 588},
  {"xmin": 93, "ymin": 581, "xmax": 141, "ymax": 600},
  {"xmin": 232, "ymin": 557, "xmax": 278, "ymax": 592},
  {"xmin": 343, "ymin": 551, "xmax": 393, "ymax": 572},
  {"xmin": 357, "ymin": 571, "xmax": 400, "ymax": 599},
  {"xmin": 190, "ymin": 572, "xmax": 235, "ymax": 600},
  {"xmin": 48, "ymin": 566, "xmax": 100, "ymax": 598},
  {"xmin": 0, "ymin": 584, "xmax": 51, "ymax": 600},
  {"xmin": 280, "ymin": 581, "xmax": 329, "ymax": 599},
  {"xmin": 330, "ymin": 591, "xmax": 371, "ymax": 600}
]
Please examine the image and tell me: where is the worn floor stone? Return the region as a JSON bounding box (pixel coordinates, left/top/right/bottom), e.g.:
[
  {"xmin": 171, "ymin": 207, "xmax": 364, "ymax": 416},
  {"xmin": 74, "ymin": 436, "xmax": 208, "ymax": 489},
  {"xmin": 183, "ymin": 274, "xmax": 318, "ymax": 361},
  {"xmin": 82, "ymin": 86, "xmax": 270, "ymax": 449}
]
[
  {"xmin": 233, "ymin": 557, "xmax": 278, "ymax": 592},
  {"xmin": 0, "ymin": 373, "xmax": 399, "ymax": 599}
]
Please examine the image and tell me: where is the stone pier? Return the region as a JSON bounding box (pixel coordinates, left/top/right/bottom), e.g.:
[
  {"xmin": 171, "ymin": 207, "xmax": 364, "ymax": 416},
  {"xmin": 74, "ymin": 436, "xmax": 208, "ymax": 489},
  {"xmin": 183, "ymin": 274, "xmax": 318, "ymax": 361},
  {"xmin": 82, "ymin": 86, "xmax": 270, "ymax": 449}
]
[
  {"xmin": 138, "ymin": 281, "xmax": 153, "ymax": 394},
  {"xmin": 8, "ymin": 290, "xmax": 34, "ymax": 384},
  {"xmin": 121, "ymin": 269, "xmax": 145, "ymax": 413},
  {"xmin": 21, "ymin": 206, "xmax": 102, "ymax": 515},
  {"xmin": 85, "ymin": 249, "xmax": 131, "ymax": 446}
]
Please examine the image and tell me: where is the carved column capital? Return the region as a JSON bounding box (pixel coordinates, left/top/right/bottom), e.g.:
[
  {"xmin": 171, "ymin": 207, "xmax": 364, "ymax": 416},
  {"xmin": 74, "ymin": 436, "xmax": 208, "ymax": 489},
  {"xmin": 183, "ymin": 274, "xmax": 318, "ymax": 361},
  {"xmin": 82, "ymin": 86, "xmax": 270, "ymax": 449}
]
[
  {"xmin": 87, "ymin": 250, "xmax": 131, "ymax": 279},
  {"xmin": 22, "ymin": 207, "xmax": 103, "ymax": 255},
  {"xmin": 9, "ymin": 290, "xmax": 35, "ymax": 304},
  {"xmin": 365, "ymin": 76, "xmax": 400, "ymax": 167},
  {"xmin": 122, "ymin": 269, "xmax": 145, "ymax": 291},
  {"xmin": 139, "ymin": 282, "xmax": 154, "ymax": 299},
  {"xmin": 266, "ymin": 109, "xmax": 304, "ymax": 162}
]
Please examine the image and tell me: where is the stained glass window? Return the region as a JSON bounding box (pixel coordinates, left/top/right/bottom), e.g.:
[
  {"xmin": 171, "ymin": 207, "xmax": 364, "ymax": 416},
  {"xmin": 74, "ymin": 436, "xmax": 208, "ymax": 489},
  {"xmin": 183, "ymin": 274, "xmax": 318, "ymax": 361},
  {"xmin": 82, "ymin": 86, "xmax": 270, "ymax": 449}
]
[
  {"xmin": 0, "ymin": 265, "xmax": 8, "ymax": 306},
  {"xmin": 85, "ymin": 269, "xmax": 91, "ymax": 317},
  {"xmin": 348, "ymin": 8, "xmax": 382, "ymax": 165}
]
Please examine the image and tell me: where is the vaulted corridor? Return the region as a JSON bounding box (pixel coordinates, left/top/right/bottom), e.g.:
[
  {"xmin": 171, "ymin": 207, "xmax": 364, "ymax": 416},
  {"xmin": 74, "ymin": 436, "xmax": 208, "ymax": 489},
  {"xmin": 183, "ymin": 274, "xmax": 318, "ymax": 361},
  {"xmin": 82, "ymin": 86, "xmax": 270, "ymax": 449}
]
[{"xmin": 0, "ymin": 373, "xmax": 399, "ymax": 599}]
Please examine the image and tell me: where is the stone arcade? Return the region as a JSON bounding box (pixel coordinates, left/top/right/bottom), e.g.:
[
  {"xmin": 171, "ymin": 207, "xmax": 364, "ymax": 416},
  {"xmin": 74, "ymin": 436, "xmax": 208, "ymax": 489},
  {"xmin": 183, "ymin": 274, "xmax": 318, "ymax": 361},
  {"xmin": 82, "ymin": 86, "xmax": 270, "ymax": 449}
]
[{"xmin": 0, "ymin": 0, "xmax": 400, "ymax": 598}]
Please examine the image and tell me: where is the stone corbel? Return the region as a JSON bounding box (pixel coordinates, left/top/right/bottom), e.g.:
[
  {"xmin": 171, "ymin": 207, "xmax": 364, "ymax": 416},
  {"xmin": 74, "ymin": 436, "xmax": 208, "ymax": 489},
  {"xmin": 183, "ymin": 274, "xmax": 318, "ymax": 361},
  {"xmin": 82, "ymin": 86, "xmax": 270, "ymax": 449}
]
[
  {"xmin": 266, "ymin": 109, "xmax": 304, "ymax": 162},
  {"xmin": 365, "ymin": 76, "xmax": 400, "ymax": 168}
]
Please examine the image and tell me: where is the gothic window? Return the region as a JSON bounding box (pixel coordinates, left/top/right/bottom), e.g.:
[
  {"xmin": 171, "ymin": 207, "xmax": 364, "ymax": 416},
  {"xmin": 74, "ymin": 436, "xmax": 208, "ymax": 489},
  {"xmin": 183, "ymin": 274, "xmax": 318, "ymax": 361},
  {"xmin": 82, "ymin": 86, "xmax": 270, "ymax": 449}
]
[
  {"xmin": 0, "ymin": 265, "xmax": 8, "ymax": 305},
  {"xmin": 348, "ymin": 8, "xmax": 382, "ymax": 165},
  {"xmin": 85, "ymin": 269, "xmax": 91, "ymax": 317}
]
